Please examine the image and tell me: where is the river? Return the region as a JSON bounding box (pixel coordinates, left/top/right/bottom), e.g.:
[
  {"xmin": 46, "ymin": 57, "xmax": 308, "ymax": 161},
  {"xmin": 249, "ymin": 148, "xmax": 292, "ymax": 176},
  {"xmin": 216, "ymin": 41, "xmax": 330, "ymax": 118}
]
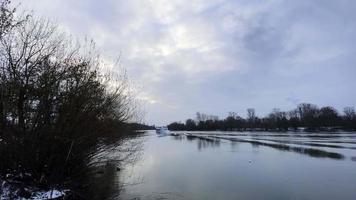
[{"xmin": 106, "ymin": 131, "xmax": 356, "ymax": 200}]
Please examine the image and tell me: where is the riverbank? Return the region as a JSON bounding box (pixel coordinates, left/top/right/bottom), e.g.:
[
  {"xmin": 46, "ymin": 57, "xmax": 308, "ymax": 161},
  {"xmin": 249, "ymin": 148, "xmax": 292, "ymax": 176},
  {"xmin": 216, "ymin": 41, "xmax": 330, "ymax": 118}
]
[
  {"xmin": 0, "ymin": 129, "xmax": 145, "ymax": 199},
  {"xmin": 1, "ymin": 176, "xmax": 67, "ymax": 199}
]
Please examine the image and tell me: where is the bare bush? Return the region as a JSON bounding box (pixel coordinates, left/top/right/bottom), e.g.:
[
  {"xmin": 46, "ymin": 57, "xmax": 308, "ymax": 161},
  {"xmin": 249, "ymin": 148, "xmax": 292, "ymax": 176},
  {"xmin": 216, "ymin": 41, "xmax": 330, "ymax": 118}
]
[{"xmin": 0, "ymin": 7, "xmax": 140, "ymax": 196}]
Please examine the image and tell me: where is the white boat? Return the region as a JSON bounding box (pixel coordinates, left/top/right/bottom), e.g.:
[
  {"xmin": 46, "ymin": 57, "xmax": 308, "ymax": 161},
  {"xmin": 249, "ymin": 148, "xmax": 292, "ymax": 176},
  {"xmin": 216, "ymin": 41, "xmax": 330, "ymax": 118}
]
[{"xmin": 156, "ymin": 126, "xmax": 170, "ymax": 135}]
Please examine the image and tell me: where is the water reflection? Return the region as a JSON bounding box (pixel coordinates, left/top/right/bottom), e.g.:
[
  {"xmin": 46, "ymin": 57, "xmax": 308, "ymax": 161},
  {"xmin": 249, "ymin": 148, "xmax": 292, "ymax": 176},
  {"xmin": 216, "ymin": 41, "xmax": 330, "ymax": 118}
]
[
  {"xmin": 74, "ymin": 133, "xmax": 145, "ymax": 200},
  {"xmin": 171, "ymin": 134, "xmax": 185, "ymax": 141},
  {"xmin": 212, "ymin": 136, "xmax": 345, "ymax": 159},
  {"xmin": 81, "ymin": 164, "xmax": 121, "ymax": 199},
  {"xmin": 251, "ymin": 138, "xmax": 356, "ymax": 150},
  {"xmin": 171, "ymin": 133, "xmax": 345, "ymax": 159},
  {"xmin": 172, "ymin": 134, "xmax": 220, "ymax": 151}
]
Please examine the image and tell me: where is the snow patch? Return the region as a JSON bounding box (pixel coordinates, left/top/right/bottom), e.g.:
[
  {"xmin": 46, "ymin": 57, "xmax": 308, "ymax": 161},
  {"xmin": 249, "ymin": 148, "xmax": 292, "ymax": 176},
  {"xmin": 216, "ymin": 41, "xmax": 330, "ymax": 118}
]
[
  {"xmin": 1, "ymin": 179, "xmax": 68, "ymax": 199},
  {"xmin": 32, "ymin": 190, "xmax": 67, "ymax": 199},
  {"xmin": 1, "ymin": 180, "xmax": 12, "ymax": 199}
]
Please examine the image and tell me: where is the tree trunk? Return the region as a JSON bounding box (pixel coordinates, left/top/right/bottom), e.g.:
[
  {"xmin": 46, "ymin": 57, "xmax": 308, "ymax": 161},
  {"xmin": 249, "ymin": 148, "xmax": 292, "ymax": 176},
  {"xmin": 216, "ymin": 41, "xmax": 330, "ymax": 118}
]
[{"xmin": 18, "ymin": 88, "xmax": 25, "ymax": 131}]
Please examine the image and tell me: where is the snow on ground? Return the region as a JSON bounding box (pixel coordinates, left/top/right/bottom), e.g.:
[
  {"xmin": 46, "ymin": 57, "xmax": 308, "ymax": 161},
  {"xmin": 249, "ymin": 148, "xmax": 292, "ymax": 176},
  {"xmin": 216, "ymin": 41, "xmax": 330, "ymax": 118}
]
[
  {"xmin": 1, "ymin": 182, "xmax": 11, "ymax": 199},
  {"xmin": 1, "ymin": 179, "xmax": 68, "ymax": 199},
  {"xmin": 32, "ymin": 190, "xmax": 67, "ymax": 199}
]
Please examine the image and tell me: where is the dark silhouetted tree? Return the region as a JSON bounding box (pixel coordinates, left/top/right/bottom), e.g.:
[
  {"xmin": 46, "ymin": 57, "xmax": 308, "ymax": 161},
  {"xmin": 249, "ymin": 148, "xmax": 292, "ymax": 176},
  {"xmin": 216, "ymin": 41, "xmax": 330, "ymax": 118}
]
[
  {"xmin": 343, "ymin": 107, "xmax": 356, "ymax": 129},
  {"xmin": 247, "ymin": 108, "xmax": 256, "ymax": 128},
  {"xmin": 0, "ymin": 9, "xmax": 139, "ymax": 193},
  {"xmin": 168, "ymin": 122, "xmax": 185, "ymax": 130},
  {"xmin": 185, "ymin": 119, "xmax": 196, "ymax": 130},
  {"xmin": 319, "ymin": 106, "xmax": 339, "ymax": 127},
  {"xmin": 297, "ymin": 103, "xmax": 320, "ymax": 130},
  {"xmin": 288, "ymin": 109, "xmax": 300, "ymax": 130},
  {"xmin": 168, "ymin": 103, "xmax": 353, "ymax": 131}
]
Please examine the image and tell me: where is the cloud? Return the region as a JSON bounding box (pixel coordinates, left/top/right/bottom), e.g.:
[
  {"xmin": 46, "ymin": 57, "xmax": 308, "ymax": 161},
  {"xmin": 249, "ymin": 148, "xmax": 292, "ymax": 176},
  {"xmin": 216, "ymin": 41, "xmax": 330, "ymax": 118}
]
[{"xmin": 13, "ymin": 0, "xmax": 356, "ymax": 124}]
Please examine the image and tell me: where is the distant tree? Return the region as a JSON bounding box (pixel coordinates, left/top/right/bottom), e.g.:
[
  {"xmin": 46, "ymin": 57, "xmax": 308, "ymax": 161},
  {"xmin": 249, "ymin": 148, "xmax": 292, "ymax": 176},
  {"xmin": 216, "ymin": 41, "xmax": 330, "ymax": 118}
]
[
  {"xmin": 319, "ymin": 106, "xmax": 339, "ymax": 127},
  {"xmin": 288, "ymin": 109, "xmax": 300, "ymax": 130},
  {"xmin": 247, "ymin": 108, "xmax": 256, "ymax": 120},
  {"xmin": 196, "ymin": 112, "xmax": 203, "ymax": 122},
  {"xmin": 344, "ymin": 107, "xmax": 355, "ymax": 120},
  {"xmin": 343, "ymin": 107, "xmax": 356, "ymax": 129},
  {"xmin": 204, "ymin": 119, "xmax": 218, "ymax": 130},
  {"xmin": 265, "ymin": 108, "xmax": 288, "ymax": 131},
  {"xmin": 228, "ymin": 112, "xmax": 237, "ymax": 118},
  {"xmin": 185, "ymin": 119, "xmax": 196, "ymax": 130},
  {"xmin": 197, "ymin": 120, "xmax": 205, "ymax": 130},
  {"xmin": 168, "ymin": 122, "xmax": 186, "ymax": 131},
  {"xmin": 225, "ymin": 115, "xmax": 236, "ymax": 131},
  {"xmin": 297, "ymin": 103, "xmax": 320, "ymax": 129},
  {"xmin": 247, "ymin": 108, "xmax": 256, "ymax": 128},
  {"xmin": 196, "ymin": 112, "xmax": 218, "ymax": 122},
  {"xmin": 224, "ymin": 112, "xmax": 245, "ymax": 131},
  {"xmin": 169, "ymin": 103, "xmax": 352, "ymax": 132},
  {"xmin": 128, "ymin": 123, "xmax": 155, "ymax": 130}
]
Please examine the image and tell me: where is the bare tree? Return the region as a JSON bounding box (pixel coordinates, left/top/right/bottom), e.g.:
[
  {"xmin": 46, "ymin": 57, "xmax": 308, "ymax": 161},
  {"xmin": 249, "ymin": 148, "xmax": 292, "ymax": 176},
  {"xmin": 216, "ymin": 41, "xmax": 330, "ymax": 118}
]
[
  {"xmin": 297, "ymin": 103, "xmax": 319, "ymax": 129},
  {"xmin": 344, "ymin": 107, "xmax": 355, "ymax": 120},
  {"xmin": 343, "ymin": 107, "xmax": 356, "ymax": 129},
  {"xmin": 246, "ymin": 108, "xmax": 256, "ymax": 128},
  {"xmin": 0, "ymin": 14, "xmax": 140, "ymax": 194},
  {"xmin": 319, "ymin": 106, "xmax": 339, "ymax": 127}
]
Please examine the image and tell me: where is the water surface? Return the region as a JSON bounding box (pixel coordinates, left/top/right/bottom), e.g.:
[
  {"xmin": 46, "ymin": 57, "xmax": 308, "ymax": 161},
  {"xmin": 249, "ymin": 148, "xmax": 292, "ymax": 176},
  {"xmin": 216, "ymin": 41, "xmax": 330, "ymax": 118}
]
[{"xmin": 118, "ymin": 131, "xmax": 356, "ymax": 200}]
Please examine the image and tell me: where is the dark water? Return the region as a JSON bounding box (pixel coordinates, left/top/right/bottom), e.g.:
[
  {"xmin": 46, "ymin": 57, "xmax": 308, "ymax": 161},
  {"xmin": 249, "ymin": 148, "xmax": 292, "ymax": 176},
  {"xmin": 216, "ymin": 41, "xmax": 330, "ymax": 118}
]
[{"xmin": 115, "ymin": 131, "xmax": 356, "ymax": 200}]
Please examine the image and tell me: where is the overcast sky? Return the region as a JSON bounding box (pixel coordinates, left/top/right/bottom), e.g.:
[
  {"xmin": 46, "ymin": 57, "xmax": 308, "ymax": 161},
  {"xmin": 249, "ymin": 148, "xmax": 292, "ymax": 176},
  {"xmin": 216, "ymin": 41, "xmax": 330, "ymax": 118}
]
[{"xmin": 14, "ymin": 0, "xmax": 356, "ymax": 125}]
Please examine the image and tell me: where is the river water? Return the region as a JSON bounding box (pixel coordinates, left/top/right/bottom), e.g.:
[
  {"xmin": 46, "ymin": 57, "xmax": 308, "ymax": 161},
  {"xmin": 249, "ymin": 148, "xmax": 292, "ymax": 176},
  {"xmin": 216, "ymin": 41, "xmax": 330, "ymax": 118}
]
[{"xmin": 115, "ymin": 131, "xmax": 356, "ymax": 200}]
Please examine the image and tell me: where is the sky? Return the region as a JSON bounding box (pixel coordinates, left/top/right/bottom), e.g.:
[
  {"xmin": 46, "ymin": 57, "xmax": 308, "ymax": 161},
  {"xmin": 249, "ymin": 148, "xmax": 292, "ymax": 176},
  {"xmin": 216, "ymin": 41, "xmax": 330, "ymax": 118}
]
[{"xmin": 13, "ymin": 0, "xmax": 356, "ymax": 125}]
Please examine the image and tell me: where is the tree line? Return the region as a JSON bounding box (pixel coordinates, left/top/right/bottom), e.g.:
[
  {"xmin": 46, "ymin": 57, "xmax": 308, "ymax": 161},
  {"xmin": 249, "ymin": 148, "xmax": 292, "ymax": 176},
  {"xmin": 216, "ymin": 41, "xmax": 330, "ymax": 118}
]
[
  {"xmin": 168, "ymin": 103, "xmax": 356, "ymax": 131},
  {"xmin": 0, "ymin": 1, "xmax": 140, "ymax": 198},
  {"xmin": 128, "ymin": 122, "xmax": 155, "ymax": 130}
]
